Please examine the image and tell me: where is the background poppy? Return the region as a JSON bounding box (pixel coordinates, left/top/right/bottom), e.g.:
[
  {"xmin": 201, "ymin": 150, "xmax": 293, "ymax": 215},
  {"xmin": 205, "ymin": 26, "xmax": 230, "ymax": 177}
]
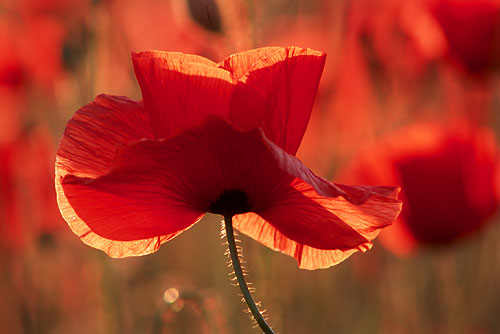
[{"xmin": 338, "ymin": 121, "xmax": 499, "ymax": 255}]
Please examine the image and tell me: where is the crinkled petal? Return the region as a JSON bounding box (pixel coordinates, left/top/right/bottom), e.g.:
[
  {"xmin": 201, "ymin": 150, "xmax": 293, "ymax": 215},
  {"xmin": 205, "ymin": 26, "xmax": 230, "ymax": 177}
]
[
  {"xmin": 56, "ymin": 94, "xmax": 153, "ymax": 178},
  {"xmin": 219, "ymin": 47, "xmax": 285, "ymax": 78},
  {"xmin": 227, "ymin": 46, "xmax": 326, "ymax": 155},
  {"xmin": 233, "ymin": 180, "xmax": 401, "ymax": 270},
  {"xmin": 132, "ymin": 47, "xmax": 326, "ymax": 155},
  {"xmin": 59, "ymin": 116, "xmax": 401, "ymax": 260},
  {"xmin": 132, "ymin": 50, "xmax": 234, "ymax": 139},
  {"xmin": 60, "ymin": 173, "xmax": 204, "ymax": 242},
  {"xmin": 55, "ymin": 94, "xmax": 162, "ymax": 257},
  {"xmin": 261, "ymin": 134, "xmax": 400, "ymax": 204},
  {"xmin": 234, "ymin": 214, "xmax": 366, "ymax": 270}
]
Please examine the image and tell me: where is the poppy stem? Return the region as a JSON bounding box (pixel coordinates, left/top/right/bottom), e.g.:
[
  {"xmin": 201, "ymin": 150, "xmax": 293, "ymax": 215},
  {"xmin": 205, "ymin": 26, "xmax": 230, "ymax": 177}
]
[{"xmin": 224, "ymin": 215, "xmax": 275, "ymax": 334}]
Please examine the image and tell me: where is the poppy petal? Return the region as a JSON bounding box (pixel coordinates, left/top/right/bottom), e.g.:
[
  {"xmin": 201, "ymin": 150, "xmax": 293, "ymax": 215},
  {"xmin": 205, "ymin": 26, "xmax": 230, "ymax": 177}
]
[
  {"xmin": 59, "ymin": 116, "xmax": 400, "ymax": 260},
  {"xmin": 56, "ymin": 94, "xmax": 153, "ymax": 179},
  {"xmin": 233, "ymin": 213, "xmax": 366, "ymax": 270},
  {"xmin": 55, "ymin": 94, "xmax": 163, "ymax": 257},
  {"xmin": 132, "ymin": 47, "xmax": 326, "ymax": 154},
  {"xmin": 219, "ymin": 47, "xmax": 284, "ymax": 78},
  {"xmin": 132, "ymin": 50, "xmax": 234, "ymax": 139},
  {"xmin": 227, "ymin": 46, "xmax": 326, "ymax": 155},
  {"xmin": 60, "ymin": 173, "xmax": 204, "ymax": 244},
  {"xmin": 58, "ymin": 186, "xmax": 193, "ymax": 258},
  {"xmin": 233, "ymin": 180, "xmax": 401, "ymax": 269},
  {"xmin": 260, "ymin": 134, "xmax": 401, "ymax": 205}
]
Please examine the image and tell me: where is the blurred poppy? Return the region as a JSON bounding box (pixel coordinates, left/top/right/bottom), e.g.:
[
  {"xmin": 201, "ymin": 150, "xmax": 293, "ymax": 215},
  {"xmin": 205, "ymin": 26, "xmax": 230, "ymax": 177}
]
[
  {"xmin": 339, "ymin": 121, "xmax": 499, "ymax": 255},
  {"xmin": 429, "ymin": 0, "xmax": 500, "ymax": 74},
  {"xmin": 0, "ymin": 19, "xmax": 27, "ymax": 143},
  {"xmin": 56, "ymin": 47, "xmax": 401, "ymax": 270},
  {"xmin": 0, "ymin": 10, "xmax": 68, "ymax": 93},
  {"xmin": 0, "ymin": 144, "xmax": 24, "ymax": 250},
  {"xmin": 18, "ymin": 127, "xmax": 63, "ymax": 235},
  {"xmin": 0, "ymin": 7, "xmax": 69, "ymax": 252},
  {"xmin": 307, "ymin": 0, "xmax": 448, "ymax": 178},
  {"xmin": 20, "ymin": 15, "xmax": 66, "ymax": 87},
  {"xmin": 0, "ymin": 127, "xmax": 63, "ymax": 251},
  {"xmin": 345, "ymin": 0, "xmax": 446, "ymax": 83}
]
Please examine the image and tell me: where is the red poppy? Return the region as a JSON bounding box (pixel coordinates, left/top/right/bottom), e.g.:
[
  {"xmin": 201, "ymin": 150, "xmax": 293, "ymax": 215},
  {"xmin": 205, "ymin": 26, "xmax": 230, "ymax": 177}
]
[
  {"xmin": 429, "ymin": 0, "xmax": 500, "ymax": 74},
  {"xmin": 0, "ymin": 11, "xmax": 66, "ymax": 93},
  {"xmin": 343, "ymin": 0, "xmax": 447, "ymax": 82},
  {"xmin": 0, "ymin": 126, "xmax": 64, "ymax": 251},
  {"xmin": 0, "ymin": 144, "xmax": 24, "ymax": 250},
  {"xmin": 56, "ymin": 47, "xmax": 402, "ymax": 270},
  {"xmin": 338, "ymin": 121, "xmax": 499, "ymax": 255}
]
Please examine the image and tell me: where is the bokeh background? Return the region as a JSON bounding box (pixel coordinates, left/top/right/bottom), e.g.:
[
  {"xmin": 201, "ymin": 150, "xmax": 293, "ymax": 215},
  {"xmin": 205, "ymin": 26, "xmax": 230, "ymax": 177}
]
[{"xmin": 1, "ymin": 0, "xmax": 500, "ymax": 333}]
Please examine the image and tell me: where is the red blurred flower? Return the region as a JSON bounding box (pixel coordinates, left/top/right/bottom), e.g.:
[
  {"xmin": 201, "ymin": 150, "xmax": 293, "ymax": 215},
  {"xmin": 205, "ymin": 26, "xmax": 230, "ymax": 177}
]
[
  {"xmin": 339, "ymin": 121, "xmax": 499, "ymax": 255},
  {"xmin": 0, "ymin": 144, "xmax": 24, "ymax": 250},
  {"xmin": 351, "ymin": 0, "xmax": 500, "ymax": 77},
  {"xmin": 429, "ymin": 0, "xmax": 500, "ymax": 74},
  {"xmin": 345, "ymin": 0, "xmax": 446, "ymax": 81},
  {"xmin": 1, "ymin": 127, "xmax": 62, "ymax": 251},
  {"xmin": 0, "ymin": 10, "xmax": 66, "ymax": 93},
  {"xmin": 56, "ymin": 47, "xmax": 401, "ymax": 269}
]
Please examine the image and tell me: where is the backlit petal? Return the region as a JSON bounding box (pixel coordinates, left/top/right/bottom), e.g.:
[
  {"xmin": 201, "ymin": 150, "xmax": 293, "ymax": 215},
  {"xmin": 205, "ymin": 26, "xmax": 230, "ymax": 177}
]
[
  {"xmin": 219, "ymin": 47, "xmax": 284, "ymax": 78},
  {"xmin": 233, "ymin": 180, "xmax": 401, "ymax": 269},
  {"xmin": 132, "ymin": 47, "xmax": 326, "ymax": 154},
  {"xmin": 56, "ymin": 94, "xmax": 153, "ymax": 179},
  {"xmin": 234, "ymin": 214, "xmax": 366, "ymax": 270},
  {"xmin": 60, "ymin": 173, "xmax": 204, "ymax": 242},
  {"xmin": 132, "ymin": 50, "xmax": 234, "ymax": 138},
  {"xmin": 227, "ymin": 46, "xmax": 326, "ymax": 155},
  {"xmin": 55, "ymin": 94, "xmax": 161, "ymax": 257},
  {"xmin": 59, "ymin": 116, "xmax": 401, "ymax": 260}
]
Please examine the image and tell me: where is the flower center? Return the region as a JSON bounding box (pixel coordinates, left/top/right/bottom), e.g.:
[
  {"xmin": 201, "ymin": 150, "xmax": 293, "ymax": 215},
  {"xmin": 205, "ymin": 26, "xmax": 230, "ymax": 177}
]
[{"xmin": 209, "ymin": 189, "xmax": 252, "ymax": 216}]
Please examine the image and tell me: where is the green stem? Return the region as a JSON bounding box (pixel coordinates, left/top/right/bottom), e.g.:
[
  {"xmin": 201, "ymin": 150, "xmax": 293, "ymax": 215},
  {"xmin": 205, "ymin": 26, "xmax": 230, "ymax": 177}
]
[{"xmin": 224, "ymin": 215, "xmax": 275, "ymax": 334}]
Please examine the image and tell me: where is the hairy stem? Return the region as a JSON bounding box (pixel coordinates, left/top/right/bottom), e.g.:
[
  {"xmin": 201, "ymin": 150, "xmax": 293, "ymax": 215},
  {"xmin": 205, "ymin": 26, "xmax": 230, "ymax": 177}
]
[{"xmin": 224, "ymin": 215, "xmax": 275, "ymax": 334}]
